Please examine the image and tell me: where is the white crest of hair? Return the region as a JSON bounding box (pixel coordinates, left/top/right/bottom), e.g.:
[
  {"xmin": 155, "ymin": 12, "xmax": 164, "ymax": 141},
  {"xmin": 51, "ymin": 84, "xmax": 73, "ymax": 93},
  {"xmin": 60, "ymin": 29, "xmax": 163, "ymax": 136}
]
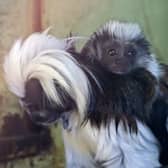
[
  {"xmin": 4, "ymin": 30, "xmax": 72, "ymax": 97},
  {"xmin": 98, "ymin": 20, "xmax": 142, "ymax": 41},
  {"xmin": 3, "ymin": 40, "xmax": 25, "ymax": 98},
  {"xmin": 4, "ymin": 31, "xmax": 91, "ymax": 120}
]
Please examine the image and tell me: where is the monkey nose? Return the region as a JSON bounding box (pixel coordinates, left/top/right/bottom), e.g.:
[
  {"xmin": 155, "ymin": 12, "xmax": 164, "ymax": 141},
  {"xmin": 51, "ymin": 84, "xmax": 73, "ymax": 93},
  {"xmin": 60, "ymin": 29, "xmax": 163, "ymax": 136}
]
[{"xmin": 114, "ymin": 59, "xmax": 123, "ymax": 65}]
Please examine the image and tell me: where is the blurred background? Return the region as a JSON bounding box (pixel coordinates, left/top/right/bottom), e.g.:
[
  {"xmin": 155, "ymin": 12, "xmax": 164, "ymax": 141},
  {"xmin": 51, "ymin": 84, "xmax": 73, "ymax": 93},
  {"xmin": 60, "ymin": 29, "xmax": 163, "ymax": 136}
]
[{"xmin": 0, "ymin": 0, "xmax": 167, "ymax": 167}]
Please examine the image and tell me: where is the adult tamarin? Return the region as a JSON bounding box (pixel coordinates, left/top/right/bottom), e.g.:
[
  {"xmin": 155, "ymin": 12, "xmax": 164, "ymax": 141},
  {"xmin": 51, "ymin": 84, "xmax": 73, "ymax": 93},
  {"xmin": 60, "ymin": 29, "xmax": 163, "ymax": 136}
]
[
  {"xmin": 81, "ymin": 20, "xmax": 168, "ymax": 165},
  {"xmin": 4, "ymin": 32, "xmax": 161, "ymax": 168}
]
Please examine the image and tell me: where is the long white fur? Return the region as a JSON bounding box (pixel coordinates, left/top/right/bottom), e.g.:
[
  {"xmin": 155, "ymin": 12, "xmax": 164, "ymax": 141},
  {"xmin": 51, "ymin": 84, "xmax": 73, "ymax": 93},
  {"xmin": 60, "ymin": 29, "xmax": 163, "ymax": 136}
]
[
  {"xmin": 63, "ymin": 120, "xmax": 160, "ymax": 168},
  {"xmin": 4, "ymin": 32, "xmax": 73, "ymax": 97},
  {"xmin": 4, "ymin": 32, "xmax": 91, "ymax": 121},
  {"xmin": 4, "ymin": 32, "xmax": 160, "ymax": 168}
]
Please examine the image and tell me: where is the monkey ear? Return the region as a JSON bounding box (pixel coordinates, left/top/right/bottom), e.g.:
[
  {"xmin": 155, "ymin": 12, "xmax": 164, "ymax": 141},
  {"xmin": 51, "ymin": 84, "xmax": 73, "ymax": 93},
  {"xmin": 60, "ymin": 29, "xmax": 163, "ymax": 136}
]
[
  {"xmin": 81, "ymin": 38, "xmax": 102, "ymax": 61},
  {"xmin": 81, "ymin": 40, "xmax": 95, "ymax": 59},
  {"xmin": 135, "ymin": 35, "xmax": 151, "ymax": 53}
]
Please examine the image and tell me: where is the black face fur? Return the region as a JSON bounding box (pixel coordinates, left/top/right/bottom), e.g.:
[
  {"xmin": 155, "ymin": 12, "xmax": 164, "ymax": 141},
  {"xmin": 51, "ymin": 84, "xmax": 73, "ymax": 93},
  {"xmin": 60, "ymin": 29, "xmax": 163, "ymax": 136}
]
[
  {"xmin": 22, "ymin": 78, "xmax": 76, "ymax": 127},
  {"xmin": 81, "ymin": 30, "xmax": 150, "ymax": 74}
]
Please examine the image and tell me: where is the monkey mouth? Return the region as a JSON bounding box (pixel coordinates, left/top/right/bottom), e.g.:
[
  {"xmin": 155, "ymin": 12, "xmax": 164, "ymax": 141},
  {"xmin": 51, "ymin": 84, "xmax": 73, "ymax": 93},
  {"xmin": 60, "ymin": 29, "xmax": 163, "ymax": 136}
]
[{"xmin": 108, "ymin": 64, "xmax": 129, "ymax": 74}]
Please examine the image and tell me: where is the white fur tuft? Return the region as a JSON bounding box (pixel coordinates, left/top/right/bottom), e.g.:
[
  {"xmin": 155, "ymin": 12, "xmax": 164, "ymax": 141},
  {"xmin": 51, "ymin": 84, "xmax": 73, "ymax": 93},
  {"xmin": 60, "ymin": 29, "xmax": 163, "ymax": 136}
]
[
  {"xmin": 4, "ymin": 32, "xmax": 91, "ymax": 120},
  {"xmin": 98, "ymin": 21, "xmax": 142, "ymax": 41},
  {"xmin": 63, "ymin": 120, "xmax": 160, "ymax": 168},
  {"xmin": 145, "ymin": 54, "xmax": 163, "ymax": 79},
  {"xmin": 4, "ymin": 39, "xmax": 25, "ymax": 97},
  {"xmin": 136, "ymin": 53, "xmax": 163, "ymax": 79}
]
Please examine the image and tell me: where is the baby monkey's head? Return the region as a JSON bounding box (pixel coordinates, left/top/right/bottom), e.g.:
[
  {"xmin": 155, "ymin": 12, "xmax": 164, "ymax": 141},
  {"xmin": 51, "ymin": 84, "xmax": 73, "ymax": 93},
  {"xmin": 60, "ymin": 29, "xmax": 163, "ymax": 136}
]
[{"xmin": 81, "ymin": 21, "xmax": 159, "ymax": 75}]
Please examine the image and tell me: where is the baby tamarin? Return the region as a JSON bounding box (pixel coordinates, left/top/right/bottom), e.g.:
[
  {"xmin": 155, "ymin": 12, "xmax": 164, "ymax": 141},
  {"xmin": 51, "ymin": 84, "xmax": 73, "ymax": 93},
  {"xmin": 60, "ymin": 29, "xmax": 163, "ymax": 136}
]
[{"xmin": 80, "ymin": 21, "xmax": 168, "ymax": 165}]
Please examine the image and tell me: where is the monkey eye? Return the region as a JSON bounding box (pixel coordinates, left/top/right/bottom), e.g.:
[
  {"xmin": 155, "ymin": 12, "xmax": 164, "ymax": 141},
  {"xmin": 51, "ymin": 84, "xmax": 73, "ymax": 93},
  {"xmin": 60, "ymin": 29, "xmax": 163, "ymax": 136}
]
[
  {"xmin": 108, "ymin": 49, "xmax": 117, "ymax": 57},
  {"xmin": 127, "ymin": 49, "xmax": 136, "ymax": 57}
]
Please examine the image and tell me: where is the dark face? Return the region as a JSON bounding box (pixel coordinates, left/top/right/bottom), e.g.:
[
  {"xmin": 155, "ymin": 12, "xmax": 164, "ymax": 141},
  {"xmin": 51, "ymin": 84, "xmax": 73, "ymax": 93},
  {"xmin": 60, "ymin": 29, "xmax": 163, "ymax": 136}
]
[
  {"xmin": 82, "ymin": 32, "xmax": 150, "ymax": 74},
  {"xmin": 100, "ymin": 39, "xmax": 138, "ymax": 73},
  {"xmin": 21, "ymin": 79, "xmax": 76, "ymax": 128}
]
